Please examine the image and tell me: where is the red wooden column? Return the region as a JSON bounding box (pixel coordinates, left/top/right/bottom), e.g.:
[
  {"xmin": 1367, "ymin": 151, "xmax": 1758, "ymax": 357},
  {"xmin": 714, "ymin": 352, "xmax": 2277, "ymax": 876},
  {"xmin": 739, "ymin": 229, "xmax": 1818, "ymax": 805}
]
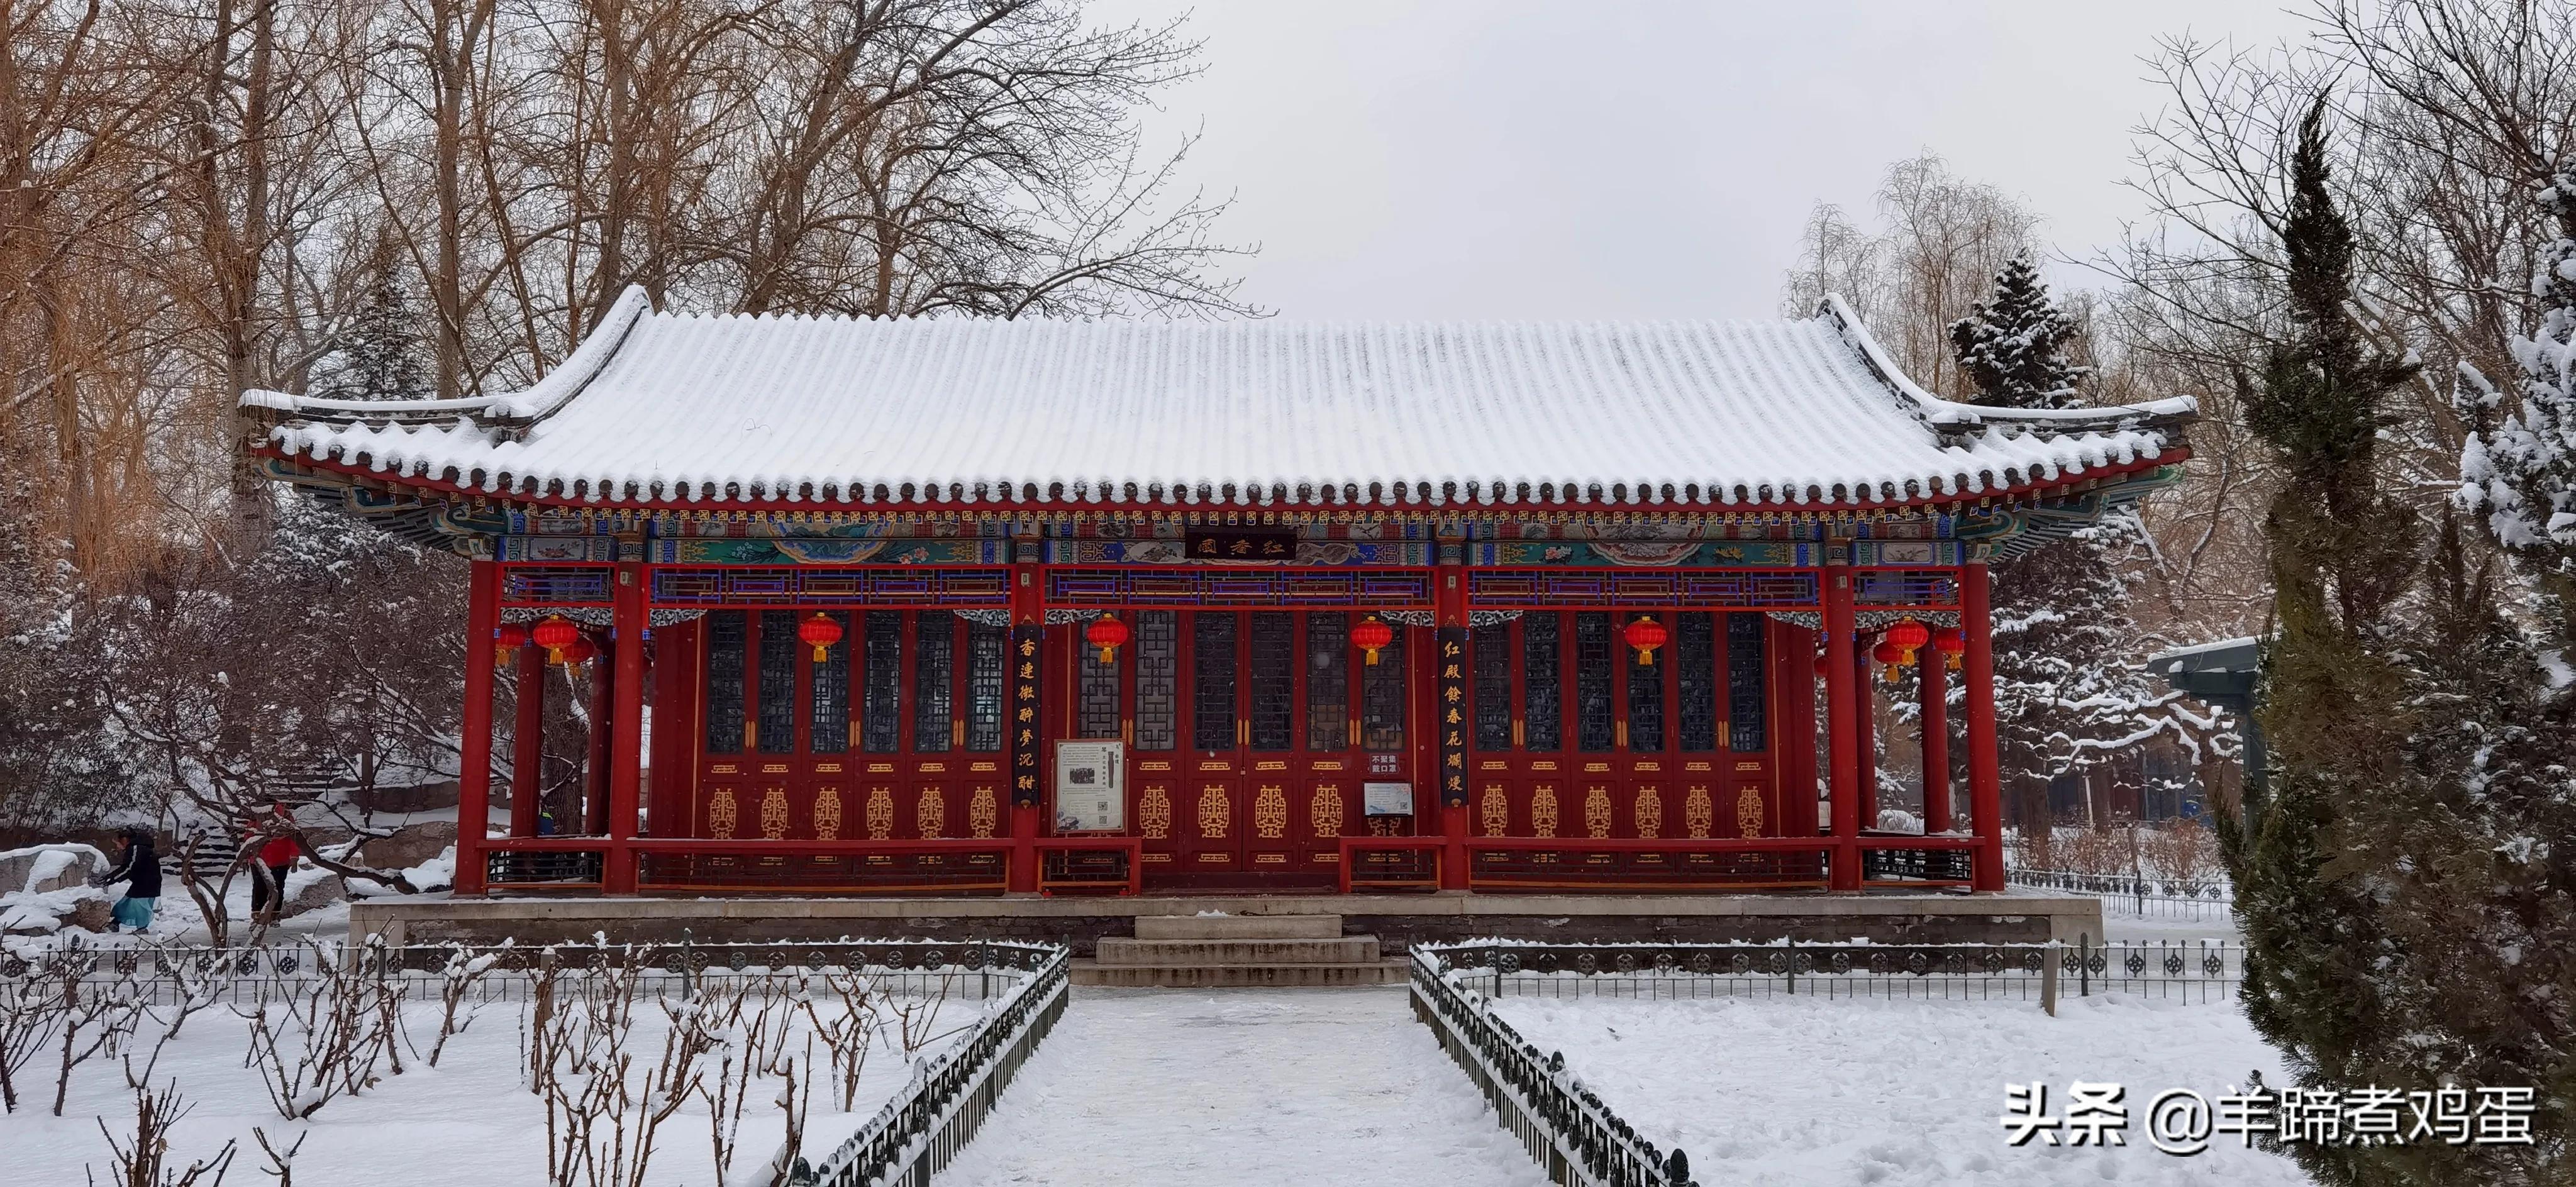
[
  {"xmin": 1006, "ymin": 539, "xmax": 1043, "ymax": 894},
  {"xmin": 1822, "ymin": 555, "xmax": 1860, "ymax": 892},
  {"xmin": 510, "ymin": 641, "xmax": 545, "ymax": 837},
  {"xmin": 1919, "ymin": 641, "xmax": 1952, "ymax": 834},
  {"xmin": 1962, "ymin": 563, "xmax": 2004, "ymax": 891},
  {"xmin": 604, "ymin": 559, "xmax": 647, "ymax": 893},
  {"xmin": 455, "ymin": 560, "xmax": 499, "ymax": 896},
  {"xmin": 1435, "ymin": 538, "xmax": 1470, "ymax": 890}
]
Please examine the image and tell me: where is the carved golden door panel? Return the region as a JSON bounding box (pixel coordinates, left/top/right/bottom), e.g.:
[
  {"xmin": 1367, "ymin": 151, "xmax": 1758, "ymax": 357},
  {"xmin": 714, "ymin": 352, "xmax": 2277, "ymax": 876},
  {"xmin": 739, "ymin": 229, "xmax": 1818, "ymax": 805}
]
[{"xmin": 1175, "ymin": 755, "xmax": 1241, "ymax": 871}]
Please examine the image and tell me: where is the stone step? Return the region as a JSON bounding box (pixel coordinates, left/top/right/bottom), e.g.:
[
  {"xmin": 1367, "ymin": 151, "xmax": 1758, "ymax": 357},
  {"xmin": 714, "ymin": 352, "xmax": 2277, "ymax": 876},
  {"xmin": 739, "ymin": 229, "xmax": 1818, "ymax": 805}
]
[
  {"xmin": 1094, "ymin": 936, "xmax": 1382, "ymax": 966},
  {"xmin": 1069, "ymin": 958, "xmax": 1409, "ymax": 988},
  {"xmin": 1131, "ymin": 914, "xmax": 1343, "ymax": 941}
]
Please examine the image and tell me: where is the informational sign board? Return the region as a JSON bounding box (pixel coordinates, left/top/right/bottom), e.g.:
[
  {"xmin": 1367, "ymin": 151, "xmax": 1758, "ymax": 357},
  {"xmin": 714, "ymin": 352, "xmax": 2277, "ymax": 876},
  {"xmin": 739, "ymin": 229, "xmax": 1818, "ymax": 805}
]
[
  {"xmin": 1053, "ymin": 741, "xmax": 1125, "ymax": 832},
  {"xmin": 1363, "ymin": 781, "xmax": 1415, "ymax": 817}
]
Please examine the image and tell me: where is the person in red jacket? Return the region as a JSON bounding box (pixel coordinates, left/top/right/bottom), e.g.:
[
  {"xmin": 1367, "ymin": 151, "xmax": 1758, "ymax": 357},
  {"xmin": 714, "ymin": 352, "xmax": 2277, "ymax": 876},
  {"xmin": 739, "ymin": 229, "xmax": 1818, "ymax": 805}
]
[{"xmin": 248, "ymin": 803, "xmax": 301, "ymax": 924}]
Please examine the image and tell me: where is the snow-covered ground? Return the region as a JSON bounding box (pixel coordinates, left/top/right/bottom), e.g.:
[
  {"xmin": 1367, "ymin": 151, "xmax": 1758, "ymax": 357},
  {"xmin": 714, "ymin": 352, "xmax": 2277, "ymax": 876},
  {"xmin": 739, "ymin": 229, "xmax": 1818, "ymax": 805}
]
[
  {"xmin": 1488, "ymin": 991, "xmax": 2309, "ymax": 1187},
  {"xmin": 934, "ymin": 987, "xmax": 1552, "ymax": 1187},
  {"xmin": 6, "ymin": 991, "xmax": 977, "ymax": 1184}
]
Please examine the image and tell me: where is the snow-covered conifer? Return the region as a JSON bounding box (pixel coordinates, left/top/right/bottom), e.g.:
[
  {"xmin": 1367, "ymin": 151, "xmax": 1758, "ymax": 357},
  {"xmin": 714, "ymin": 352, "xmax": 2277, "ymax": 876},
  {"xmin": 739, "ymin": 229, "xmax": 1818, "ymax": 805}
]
[
  {"xmin": 1946, "ymin": 258, "xmax": 2180, "ymax": 826},
  {"xmin": 1946, "ymin": 257, "xmax": 2088, "ymax": 411}
]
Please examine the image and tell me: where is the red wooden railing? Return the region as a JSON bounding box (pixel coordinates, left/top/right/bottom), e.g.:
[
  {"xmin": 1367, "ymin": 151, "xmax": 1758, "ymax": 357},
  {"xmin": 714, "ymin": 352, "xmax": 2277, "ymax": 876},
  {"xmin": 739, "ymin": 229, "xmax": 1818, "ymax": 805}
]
[
  {"xmin": 475, "ymin": 836, "xmax": 1150, "ymax": 896},
  {"xmin": 1336, "ymin": 837, "xmax": 1446, "ymax": 893},
  {"xmin": 1033, "ymin": 837, "xmax": 1143, "ymax": 897}
]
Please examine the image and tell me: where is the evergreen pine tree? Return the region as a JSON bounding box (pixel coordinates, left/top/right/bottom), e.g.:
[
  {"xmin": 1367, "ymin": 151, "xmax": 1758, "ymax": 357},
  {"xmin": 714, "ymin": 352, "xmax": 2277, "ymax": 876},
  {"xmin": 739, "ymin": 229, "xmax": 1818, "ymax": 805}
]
[
  {"xmin": 1946, "ymin": 256, "xmax": 2089, "ymax": 411},
  {"xmin": 313, "ymin": 239, "xmax": 432, "ymax": 402},
  {"xmin": 1946, "ymin": 257, "xmax": 2174, "ymax": 830}
]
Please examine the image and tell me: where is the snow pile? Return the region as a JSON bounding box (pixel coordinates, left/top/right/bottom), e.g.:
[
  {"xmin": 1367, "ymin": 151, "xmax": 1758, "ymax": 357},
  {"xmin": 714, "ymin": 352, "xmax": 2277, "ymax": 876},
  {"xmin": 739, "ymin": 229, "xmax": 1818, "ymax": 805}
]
[{"xmin": 1488, "ymin": 992, "xmax": 2306, "ymax": 1186}]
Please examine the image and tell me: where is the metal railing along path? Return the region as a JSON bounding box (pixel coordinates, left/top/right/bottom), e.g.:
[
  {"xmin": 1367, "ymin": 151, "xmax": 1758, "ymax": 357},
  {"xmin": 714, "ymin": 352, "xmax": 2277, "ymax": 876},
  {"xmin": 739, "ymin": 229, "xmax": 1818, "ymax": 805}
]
[
  {"xmin": 1411, "ymin": 947, "xmax": 1700, "ymax": 1187},
  {"xmin": 794, "ymin": 943, "xmax": 1070, "ymax": 1187}
]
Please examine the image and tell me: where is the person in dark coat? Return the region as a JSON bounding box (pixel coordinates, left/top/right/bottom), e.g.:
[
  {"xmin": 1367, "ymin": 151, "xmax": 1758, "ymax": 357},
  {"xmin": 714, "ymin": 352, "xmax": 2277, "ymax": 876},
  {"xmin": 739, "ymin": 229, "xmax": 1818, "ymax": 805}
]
[{"xmin": 99, "ymin": 827, "xmax": 161, "ymax": 933}]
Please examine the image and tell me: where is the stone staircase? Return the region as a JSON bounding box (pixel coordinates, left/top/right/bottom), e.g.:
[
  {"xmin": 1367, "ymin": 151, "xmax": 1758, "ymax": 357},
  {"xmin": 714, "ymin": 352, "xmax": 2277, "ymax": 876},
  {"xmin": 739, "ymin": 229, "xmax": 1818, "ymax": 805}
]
[{"xmin": 1071, "ymin": 914, "xmax": 1407, "ymax": 988}]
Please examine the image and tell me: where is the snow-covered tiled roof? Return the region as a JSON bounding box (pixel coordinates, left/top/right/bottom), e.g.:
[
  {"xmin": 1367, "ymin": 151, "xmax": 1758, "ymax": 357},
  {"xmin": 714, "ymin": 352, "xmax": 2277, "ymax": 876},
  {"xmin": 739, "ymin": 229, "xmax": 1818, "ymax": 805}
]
[{"xmin": 243, "ymin": 287, "xmax": 2193, "ymax": 509}]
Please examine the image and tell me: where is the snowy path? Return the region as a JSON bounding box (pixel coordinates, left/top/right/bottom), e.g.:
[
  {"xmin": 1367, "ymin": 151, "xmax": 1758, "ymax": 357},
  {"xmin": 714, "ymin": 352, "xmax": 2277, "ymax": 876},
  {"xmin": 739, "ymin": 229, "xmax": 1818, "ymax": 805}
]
[{"xmin": 934, "ymin": 987, "xmax": 1550, "ymax": 1187}]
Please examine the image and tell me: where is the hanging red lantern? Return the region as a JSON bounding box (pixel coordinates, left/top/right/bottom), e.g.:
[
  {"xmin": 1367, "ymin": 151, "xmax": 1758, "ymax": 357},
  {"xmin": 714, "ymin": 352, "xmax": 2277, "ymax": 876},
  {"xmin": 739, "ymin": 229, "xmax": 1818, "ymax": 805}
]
[
  {"xmin": 494, "ymin": 622, "xmax": 528, "ymax": 668},
  {"xmin": 1352, "ymin": 616, "xmax": 1395, "ymax": 666},
  {"xmin": 532, "ymin": 616, "xmax": 580, "ymax": 665},
  {"xmin": 1884, "ymin": 618, "xmax": 1931, "ymax": 666},
  {"xmin": 797, "ymin": 612, "xmax": 843, "ymax": 662},
  {"xmin": 1084, "ymin": 614, "xmax": 1131, "ymax": 664},
  {"xmin": 1623, "ymin": 615, "xmax": 1670, "ymax": 666},
  {"xmin": 1933, "ymin": 626, "xmax": 1967, "ymax": 671},
  {"xmin": 1872, "ymin": 639, "xmax": 1905, "ymax": 683},
  {"xmin": 564, "ymin": 634, "xmax": 599, "ymax": 666}
]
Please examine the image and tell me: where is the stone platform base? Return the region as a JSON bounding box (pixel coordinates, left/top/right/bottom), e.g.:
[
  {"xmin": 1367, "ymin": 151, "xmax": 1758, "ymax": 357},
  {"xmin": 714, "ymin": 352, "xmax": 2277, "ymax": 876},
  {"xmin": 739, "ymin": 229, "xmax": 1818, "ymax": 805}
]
[{"xmin": 350, "ymin": 890, "xmax": 2102, "ymax": 955}]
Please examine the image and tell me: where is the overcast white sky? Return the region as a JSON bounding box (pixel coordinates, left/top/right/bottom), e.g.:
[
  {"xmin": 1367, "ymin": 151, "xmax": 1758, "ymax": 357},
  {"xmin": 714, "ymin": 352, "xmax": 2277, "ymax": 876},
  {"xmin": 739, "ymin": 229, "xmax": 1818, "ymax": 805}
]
[{"xmin": 1086, "ymin": 1, "xmax": 2319, "ymax": 319}]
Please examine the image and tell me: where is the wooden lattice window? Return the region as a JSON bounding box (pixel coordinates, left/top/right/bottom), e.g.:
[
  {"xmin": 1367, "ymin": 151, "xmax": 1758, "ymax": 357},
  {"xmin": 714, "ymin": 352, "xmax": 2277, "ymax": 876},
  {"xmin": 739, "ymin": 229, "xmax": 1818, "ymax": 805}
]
[
  {"xmin": 1077, "ymin": 631, "xmax": 1121, "ymax": 740},
  {"xmin": 1474, "ymin": 624, "xmax": 1513, "ymax": 751},
  {"xmin": 1192, "ymin": 612, "xmax": 1237, "ymax": 751},
  {"xmin": 1728, "ymin": 613, "xmax": 1768, "ymax": 753},
  {"xmin": 964, "ymin": 619, "xmax": 1006, "ymax": 752},
  {"xmin": 1248, "ymin": 612, "xmax": 1295, "ymax": 751},
  {"xmin": 1626, "ymin": 612, "xmax": 1666, "ymax": 753},
  {"xmin": 1305, "ymin": 612, "xmax": 1350, "ymax": 752},
  {"xmin": 1135, "ymin": 610, "xmax": 1179, "ymax": 751},
  {"xmin": 914, "ymin": 614, "xmax": 955, "ymax": 752},
  {"xmin": 1361, "ymin": 627, "xmax": 1406, "ymax": 753},
  {"xmin": 809, "ymin": 610, "xmax": 850, "ymax": 754},
  {"xmin": 703, "ymin": 610, "xmax": 747, "ymax": 754},
  {"xmin": 756, "ymin": 610, "xmax": 797, "ymax": 754},
  {"xmin": 860, "ymin": 610, "xmax": 903, "ymax": 752},
  {"xmin": 1675, "ymin": 612, "xmax": 1719, "ymax": 752},
  {"xmin": 1521, "ymin": 612, "xmax": 1562, "ymax": 752},
  {"xmin": 1574, "ymin": 611, "xmax": 1615, "ymax": 752}
]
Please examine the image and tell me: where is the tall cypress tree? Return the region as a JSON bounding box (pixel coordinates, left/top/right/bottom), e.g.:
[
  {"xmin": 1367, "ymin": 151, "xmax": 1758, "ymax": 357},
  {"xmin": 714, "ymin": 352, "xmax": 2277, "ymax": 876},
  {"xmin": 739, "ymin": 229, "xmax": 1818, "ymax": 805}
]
[{"xmin": 2225, "ymin": 99, "xmax": 2545, "ymax": 1184}]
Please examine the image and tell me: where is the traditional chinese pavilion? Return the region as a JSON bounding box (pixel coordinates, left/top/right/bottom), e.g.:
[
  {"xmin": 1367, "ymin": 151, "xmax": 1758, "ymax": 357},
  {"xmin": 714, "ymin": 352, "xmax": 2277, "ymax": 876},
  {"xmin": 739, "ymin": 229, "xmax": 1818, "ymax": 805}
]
[{"xmin": 242, "ymin": 289, "xmax": 2190, "ymax": 899}]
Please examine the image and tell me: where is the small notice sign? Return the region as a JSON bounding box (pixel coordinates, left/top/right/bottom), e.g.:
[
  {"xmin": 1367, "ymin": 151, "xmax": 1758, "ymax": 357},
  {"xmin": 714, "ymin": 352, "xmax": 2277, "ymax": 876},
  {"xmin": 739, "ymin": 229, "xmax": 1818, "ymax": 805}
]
[
  {"xmin": 1184, "ymin": 527, "xmax": 1298, "ymax": 561},
  {"xmin": 1053, "ymin": 741, "xmax": 1124, "ymax": 832},
  {"xmin": 1363, "ymin": 782, "xmax": 1415, "ymax": 817}
]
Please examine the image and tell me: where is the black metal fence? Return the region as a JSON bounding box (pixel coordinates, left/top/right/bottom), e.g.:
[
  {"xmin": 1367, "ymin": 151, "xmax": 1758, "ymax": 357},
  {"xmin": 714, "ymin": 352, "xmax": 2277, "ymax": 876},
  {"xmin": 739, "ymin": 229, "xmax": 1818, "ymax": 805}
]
[
  {"xmin": 2007, "ymin": 867, "xmax": 2236, "ymax": 921},
  {"xmin": 0, "ymin": 936, "xmax": 1062, "ymax": 1006},
  {"xmin": 795, "ymin": 942, "xmax": 1070, "ymax": 1187},
  {"xmin": 1411, "ymin": 947, "xmax": 1700, "ymax": 1187},
  {"xmin": 1421, "ymin": 937, "xmax": 2243, "ymax": 1005}
]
